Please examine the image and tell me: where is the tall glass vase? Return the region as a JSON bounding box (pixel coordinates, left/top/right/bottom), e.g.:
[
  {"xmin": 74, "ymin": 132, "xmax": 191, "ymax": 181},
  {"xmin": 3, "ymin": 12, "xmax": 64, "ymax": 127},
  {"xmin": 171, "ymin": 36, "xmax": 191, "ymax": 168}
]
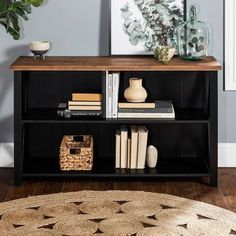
[{"xmin": 176, "ymin": 5, "xmax": 210, "ymax": 61}]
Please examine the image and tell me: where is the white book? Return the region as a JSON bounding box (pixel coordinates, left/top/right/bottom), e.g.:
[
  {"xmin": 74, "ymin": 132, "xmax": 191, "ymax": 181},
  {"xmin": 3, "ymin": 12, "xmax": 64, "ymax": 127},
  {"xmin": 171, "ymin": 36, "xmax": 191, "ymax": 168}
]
[
  {"xmin": 127, "ymin": 138, "xmax": 131, "ymax": 169},
  {"xmin": 137, "ymin": 126, "xmax": 148, "ymax": 169},
  {"xmin": 115, "ymin": 130, "xmax": 121, "ymax": 169},
  {"xmin": 112, "ymin": 73, "xmax": 120, "ymax": 118},
  {"xmin": 120, "ymin": 127, "xmax": 128, "ymax": 169},
  {"xmin": 130, "ymin": 126, "xmax": 138, "ymax": 169},
  {"xmin": 106, "ymin": 71, "xmax": 109, "ymax": 118},
  {"xmin": 118, "ymin": 112, "xmax": 175, "ymax": 119},
  {"xmin": 108, "ymin": 74, "xmax": 113, "ymax": 118}
]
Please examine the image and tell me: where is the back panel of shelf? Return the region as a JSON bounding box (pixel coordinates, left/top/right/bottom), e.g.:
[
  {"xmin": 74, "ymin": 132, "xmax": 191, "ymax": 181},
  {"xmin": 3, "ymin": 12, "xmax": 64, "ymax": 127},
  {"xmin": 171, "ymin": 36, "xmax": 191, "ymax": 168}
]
[
  {"xmin": 23, "ymin": 123, "xmax": 209, "ymax": 174},
  {"xmin": 22, "ymin": 70, "xmax": 209, "ymax": 120}
]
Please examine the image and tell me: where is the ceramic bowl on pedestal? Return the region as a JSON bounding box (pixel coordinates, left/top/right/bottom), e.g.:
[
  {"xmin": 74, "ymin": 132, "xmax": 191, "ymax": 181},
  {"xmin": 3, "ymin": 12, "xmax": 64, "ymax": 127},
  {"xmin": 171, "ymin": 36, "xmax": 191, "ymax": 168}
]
[{"xmin": 29, "ymin": 41, "xmax": 50, "ymax": 60}]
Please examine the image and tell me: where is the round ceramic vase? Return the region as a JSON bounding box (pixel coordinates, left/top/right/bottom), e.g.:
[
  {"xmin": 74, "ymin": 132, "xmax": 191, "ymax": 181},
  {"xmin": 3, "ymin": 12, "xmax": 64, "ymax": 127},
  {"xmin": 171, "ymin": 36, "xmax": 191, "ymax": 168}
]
[
  {"xmin": 124, "ymin": 78, "xmax": 147, "ymax": 103},
  {"xmin": 146, "ymin": 145, "xmax": 158, "ymax": 168}
]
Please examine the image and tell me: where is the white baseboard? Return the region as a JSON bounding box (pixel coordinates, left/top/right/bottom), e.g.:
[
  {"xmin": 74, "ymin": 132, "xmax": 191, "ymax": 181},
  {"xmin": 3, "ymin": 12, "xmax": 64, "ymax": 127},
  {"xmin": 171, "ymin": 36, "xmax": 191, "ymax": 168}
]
[
  {"xmin": 0, "ymin": 143, "xmax": 14, "ymax": 167},
  {"xmin": 0, "ymin": 142, "xmax": 235, "ymax": 168},
  {"xmin": 218, "ymin": 143, "xmax": 236, "ymax": 167}
]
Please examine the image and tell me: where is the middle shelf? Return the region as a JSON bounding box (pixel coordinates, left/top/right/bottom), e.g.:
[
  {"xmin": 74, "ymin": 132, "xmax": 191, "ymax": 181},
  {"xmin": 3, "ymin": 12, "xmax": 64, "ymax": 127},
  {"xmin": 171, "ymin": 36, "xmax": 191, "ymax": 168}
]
[{"xmin": 22, "ymin": 108, "xmax": 209, "ymax": 124}]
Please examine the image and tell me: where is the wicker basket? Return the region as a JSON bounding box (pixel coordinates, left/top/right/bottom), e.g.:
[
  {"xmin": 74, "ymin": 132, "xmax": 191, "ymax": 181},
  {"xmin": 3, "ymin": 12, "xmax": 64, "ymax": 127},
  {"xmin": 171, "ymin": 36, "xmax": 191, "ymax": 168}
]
[{"xmin": 59, "ymin": 135, "xmax": 93, "ymax": 171}]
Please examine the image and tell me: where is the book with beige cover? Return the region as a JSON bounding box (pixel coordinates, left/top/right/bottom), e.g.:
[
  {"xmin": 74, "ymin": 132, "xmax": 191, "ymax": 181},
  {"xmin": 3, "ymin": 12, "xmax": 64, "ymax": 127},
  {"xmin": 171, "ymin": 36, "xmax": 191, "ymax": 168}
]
[
  {"xmin": 120, "ymin": 126, "xmax": 128, "ymax": 169},
  {"xmin": 137, "ymin": 126, "xmax": 148, "ymax": 169},
  {"xmin": 127, "ymin": 138, "xmax": 131, "ymax": 169},
  {"xmin": 69, "ymin": 105, "xmax": 101, "ymax": 111},
  {"xmin": 130, "ymin": 126, "xmax": 138, "ymax": 169},
  {"xmin": 68, "ymin": 101, "xmax": 101, "ymax": 106},
  {"xmin": 118, "ymin": 103, "xmax": 155, "ymax": 109},
  {"xmin": 115, "ymin": 130, "xmax": 121, "ymax": 169}
]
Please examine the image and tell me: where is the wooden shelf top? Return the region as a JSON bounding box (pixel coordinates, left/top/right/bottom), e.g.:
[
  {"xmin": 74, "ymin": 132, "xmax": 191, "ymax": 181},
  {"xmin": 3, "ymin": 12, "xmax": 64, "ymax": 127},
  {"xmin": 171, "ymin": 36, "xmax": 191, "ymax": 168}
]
[{"xmin": 10, "ymin": 56, "xmax": 222, "ymax": 71}]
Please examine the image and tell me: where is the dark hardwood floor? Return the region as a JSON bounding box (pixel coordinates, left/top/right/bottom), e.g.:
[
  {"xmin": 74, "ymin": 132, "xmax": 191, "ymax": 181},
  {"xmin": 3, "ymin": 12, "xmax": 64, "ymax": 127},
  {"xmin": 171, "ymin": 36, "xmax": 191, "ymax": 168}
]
[{"xmin": 0, "ymin": 168, "xmax": 236, "ymax": 213}]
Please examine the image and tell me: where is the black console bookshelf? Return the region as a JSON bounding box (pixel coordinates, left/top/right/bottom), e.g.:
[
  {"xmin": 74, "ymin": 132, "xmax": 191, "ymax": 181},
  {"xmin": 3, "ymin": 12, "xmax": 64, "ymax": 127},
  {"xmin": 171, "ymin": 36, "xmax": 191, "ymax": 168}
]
[{"xmin": 11, "ymin": 56, "xmax": 221, "ymax": 186}]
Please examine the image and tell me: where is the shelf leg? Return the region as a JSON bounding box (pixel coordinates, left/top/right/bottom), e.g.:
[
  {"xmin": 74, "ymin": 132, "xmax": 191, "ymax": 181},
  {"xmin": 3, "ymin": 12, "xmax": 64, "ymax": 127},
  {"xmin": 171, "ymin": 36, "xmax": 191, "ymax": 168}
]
[
  {"xmin": 209, "ymin": 71, "xmax": 218, "ymax": 187},
  {"xmin": 14, "ymin": 71, "xmax": 23, "ymax": 186}
]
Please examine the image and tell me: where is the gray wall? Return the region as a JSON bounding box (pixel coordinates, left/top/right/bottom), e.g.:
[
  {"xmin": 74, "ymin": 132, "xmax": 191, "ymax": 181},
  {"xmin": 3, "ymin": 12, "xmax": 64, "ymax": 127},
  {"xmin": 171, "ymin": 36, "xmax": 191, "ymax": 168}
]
[{"xmin": 0, "ymin": 0, "xmax": 234, "ymax": 143}]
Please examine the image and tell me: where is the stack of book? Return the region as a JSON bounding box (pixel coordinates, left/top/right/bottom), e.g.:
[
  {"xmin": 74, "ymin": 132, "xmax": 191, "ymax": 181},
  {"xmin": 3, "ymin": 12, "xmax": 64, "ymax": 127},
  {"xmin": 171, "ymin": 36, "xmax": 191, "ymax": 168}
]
[
  {"xmin": 115, "ymin": 126, "xmax": 149, "ymax": 169},
  {"xmin": 68, "ymin": 93, "xmax": 102, "ymax": 116},
  {"xmin": 118, "ymin": 100, "xmax": 175, "ymax": 119},
  {"xmin": 104, "ymin": 72, "xmax": 120, "ymax": 118}
]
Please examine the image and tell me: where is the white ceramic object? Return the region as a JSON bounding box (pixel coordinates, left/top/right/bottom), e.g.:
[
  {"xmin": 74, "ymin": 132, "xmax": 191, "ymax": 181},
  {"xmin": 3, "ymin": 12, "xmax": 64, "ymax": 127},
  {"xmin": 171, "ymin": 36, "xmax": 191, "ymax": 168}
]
[
  {"xmin": 124, "ymin": 78, "xmax": 147, "ymax": 103},
  {"xmin": 29, "ymin": 41, "xmax": 50, "ymax": 51},
  {"xmin": 146, "ymin": 145, "xmax": 158, "ymax": 168},
  {"xmin": 29, "ymin": 41, "xmax": 50, "ymax": 59}
]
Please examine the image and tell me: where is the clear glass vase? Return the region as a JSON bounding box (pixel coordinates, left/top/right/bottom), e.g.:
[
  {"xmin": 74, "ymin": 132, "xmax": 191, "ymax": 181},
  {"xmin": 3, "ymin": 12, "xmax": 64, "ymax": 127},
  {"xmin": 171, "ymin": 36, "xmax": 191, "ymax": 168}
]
[{"xmin": 176, "ymin": 5, "xmax": 210, "ymax": 61}]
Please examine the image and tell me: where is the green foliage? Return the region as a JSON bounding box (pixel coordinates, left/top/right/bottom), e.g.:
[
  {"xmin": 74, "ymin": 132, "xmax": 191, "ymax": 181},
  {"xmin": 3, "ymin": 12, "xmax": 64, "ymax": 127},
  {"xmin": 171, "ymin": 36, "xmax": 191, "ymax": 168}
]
[{"xmin": 0, "ymin": 0, "xmax": 43, "ymax": 40}]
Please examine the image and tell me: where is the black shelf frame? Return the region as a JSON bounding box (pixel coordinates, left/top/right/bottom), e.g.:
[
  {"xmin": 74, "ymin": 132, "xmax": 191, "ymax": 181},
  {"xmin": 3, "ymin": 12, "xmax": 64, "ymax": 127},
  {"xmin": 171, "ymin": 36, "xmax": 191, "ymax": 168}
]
[{"xmin": 14, "ymin": 70, "xmax": 218, "ymax": 186}]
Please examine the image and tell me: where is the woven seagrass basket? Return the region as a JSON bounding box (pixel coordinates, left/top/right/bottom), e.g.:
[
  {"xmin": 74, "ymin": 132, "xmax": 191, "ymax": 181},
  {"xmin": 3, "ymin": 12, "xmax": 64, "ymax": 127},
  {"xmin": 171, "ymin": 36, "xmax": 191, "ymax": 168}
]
[{"xmin": 59, "ymin": 135, "xmax": 93, "ymax": 171}]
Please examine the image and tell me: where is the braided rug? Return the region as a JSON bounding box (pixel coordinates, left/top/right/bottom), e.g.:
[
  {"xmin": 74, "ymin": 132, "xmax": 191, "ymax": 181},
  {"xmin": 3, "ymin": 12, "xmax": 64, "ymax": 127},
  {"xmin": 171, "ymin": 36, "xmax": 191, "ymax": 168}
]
[{"xmin": 0, "ymin": 190, "xmax": 236, "ymax": 235}]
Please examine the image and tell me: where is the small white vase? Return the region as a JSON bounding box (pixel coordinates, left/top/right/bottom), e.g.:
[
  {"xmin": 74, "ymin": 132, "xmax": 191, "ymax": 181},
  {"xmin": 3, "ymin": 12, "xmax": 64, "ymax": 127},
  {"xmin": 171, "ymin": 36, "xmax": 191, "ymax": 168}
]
[
  {"xmin": 124, "ymin": 78, "xmax": 147, "ymax": 103},
  {"xmin": 146, "ymin": 145, "xmax": 158, "ymax": 168}
]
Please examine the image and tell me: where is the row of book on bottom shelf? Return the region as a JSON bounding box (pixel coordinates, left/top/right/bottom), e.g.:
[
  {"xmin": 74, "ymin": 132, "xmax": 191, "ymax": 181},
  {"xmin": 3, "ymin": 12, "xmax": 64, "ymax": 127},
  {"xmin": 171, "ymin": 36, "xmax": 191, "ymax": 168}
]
[{"xmin": 116, "ymin": 126, "xmax": 148, "ymax": 169}]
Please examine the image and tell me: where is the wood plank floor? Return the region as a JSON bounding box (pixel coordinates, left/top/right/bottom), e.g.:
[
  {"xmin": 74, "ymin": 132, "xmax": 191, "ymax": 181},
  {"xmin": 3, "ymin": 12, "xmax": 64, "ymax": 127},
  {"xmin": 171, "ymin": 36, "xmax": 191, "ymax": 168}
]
[{"xmin": 0, "ymin": 168, "xmax": 236, "ymax": 213}]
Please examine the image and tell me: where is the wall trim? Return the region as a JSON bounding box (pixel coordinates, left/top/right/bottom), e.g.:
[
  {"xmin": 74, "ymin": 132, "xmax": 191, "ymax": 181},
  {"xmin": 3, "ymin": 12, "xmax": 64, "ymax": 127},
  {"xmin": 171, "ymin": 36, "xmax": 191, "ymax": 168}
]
[
  {"xmin": 0, "ymin": 143, "xmax": 14, "ymax": 168},
  {"xmin": 0, "ymin": 143, "xmax": 236, "ymax": 168},
  {"xmin": 224, "ymin": 0, "xmax": 236, "ymax": 90},
  {"xmin": 218, "ymin": 143, "xmax": 236, "ymax": 167}
]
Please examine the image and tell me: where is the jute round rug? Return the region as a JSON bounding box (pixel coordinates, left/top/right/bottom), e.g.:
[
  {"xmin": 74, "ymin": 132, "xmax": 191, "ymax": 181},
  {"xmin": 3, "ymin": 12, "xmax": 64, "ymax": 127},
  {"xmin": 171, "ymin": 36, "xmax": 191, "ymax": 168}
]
[{"xmin": 0, "ymin": 191, "xmax": 236, "ymax": 236}]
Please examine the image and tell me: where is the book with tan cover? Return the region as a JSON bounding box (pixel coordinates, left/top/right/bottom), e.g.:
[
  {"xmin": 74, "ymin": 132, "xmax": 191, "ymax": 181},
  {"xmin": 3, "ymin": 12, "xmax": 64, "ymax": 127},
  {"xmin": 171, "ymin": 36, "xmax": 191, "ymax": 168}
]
[
  {"xmin": 130, "ymin": 126, "xmax": 138, "ymax": 169},
  {"xmin": 120, "ymin": 126, "xmax": 128, "ymax": 169},
  {"xmin": 68, "ymin": 101, "xmax": 101, "ymax": 106},
  {"xmin": 118, "ymin": 103, "xmax": 155, "ymax": 109},
  {"xmin": 127, "ymin": 138, "xmax": 131, "ymax": 169},
  {"xmin": 72, "ymin": 93, "xmax": 102, "ymax": 101},
  {"xmin": 137, "ymin": 126, "xmax": 148, "ymax": 169},
  {"xmin": 115, "ymin": 130, "xmax": 121, "ymax": 169}
]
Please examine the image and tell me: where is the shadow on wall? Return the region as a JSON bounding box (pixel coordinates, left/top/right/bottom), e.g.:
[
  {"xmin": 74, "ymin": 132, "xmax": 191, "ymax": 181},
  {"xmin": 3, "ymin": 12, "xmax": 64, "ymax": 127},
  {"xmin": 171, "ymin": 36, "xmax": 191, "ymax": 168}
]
[
  {"xmin": 0, "ymin": 44, "xmax": 28, "ymax": 142},
  {"xmin": 99, "ymin": 0, "xmax": 109, "ymax": 56}
]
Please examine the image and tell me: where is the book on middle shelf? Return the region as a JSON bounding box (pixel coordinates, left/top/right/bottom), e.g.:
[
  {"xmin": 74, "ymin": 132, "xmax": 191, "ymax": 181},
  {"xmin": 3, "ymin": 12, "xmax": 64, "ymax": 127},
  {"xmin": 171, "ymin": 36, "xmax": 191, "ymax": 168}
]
[
  {"xmin": 104, "ymin": 72, "xmax": 120, "ymax": 119},
  {"xmin": 67, "ymin": 92, "xmax": 102, "ymax": 117},
  {"xmin": 115, "ymin": 126, "xmax": 149, "ymax": 170},
  {"xmin": 118, "ymin": 100, "xmax": 175, "ymax": 119}
]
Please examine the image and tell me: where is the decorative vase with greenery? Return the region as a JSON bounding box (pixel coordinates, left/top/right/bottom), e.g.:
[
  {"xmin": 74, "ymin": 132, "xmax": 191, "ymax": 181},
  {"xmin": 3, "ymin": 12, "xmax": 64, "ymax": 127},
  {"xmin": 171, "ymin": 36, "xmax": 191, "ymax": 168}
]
[
  {"xmin": 153, "ymin": 32, "xmax": 176, "ymax": 64},
  {"xmin": 0, "ymin": 0, "xmax": 44, "ymax": 40}
]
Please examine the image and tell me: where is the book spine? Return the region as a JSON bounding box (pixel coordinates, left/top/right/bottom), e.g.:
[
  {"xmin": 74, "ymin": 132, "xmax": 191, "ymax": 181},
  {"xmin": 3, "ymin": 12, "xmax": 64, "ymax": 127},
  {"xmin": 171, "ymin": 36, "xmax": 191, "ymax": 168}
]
[
  {"xmin": 112, "ymin": 73, "xmax": 120, "ymax": 118},
  {"xmin": 72, "ymin": 93, "xmax": 102, "ymax": 101},
  {"xmin": 120, "ymin": 127, "xmax": 128, "ymax": 169},
  {"xmin": 70, "ymin": 111, "xmax": 102, "ymax": 116},
  {"xmin": 108, "ymin": 74, "xmax": 113, "ymax": 118},
  {"xmin": 130, "ymin": 126, "xmax": 138, "ymax": 169},
  {"xmin": 118, "ymin": 103, "xmax": 155, "ymax": 109},
  {"xmin": 115, "ymin": 131, "xmax": 121, "ymax": 169},
  {"xmin": 137, "ymin": 127, "xmax": 148, "ymax": 169},
  {"xmin": 103, "ymin": 71, "xmax": 108, "ymax": 119},
  {"xmin": 118, "ymin": 108, "xmax": 173, "ymax": 113},
  {"xmin": 127, "ymin": 138, "xmax": 131, "ymax": 169},
  {"xmin": 118, "ymin": 113, "xmax": 175, "ymax": 118},
  {"xmin": 68, "ymin": 101, "xmax": 101, "ymax": 106},
  {"xmin": 69, "ymin": 106, "xmax": 101, "ymax": 110}
]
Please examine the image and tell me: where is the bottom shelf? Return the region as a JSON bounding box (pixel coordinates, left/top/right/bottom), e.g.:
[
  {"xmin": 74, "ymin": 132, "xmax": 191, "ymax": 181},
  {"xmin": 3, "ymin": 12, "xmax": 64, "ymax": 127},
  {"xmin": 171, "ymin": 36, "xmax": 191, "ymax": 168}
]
[{"xmin": 22, "ymin": 157, "xmax": 210, "ymax": 178}]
